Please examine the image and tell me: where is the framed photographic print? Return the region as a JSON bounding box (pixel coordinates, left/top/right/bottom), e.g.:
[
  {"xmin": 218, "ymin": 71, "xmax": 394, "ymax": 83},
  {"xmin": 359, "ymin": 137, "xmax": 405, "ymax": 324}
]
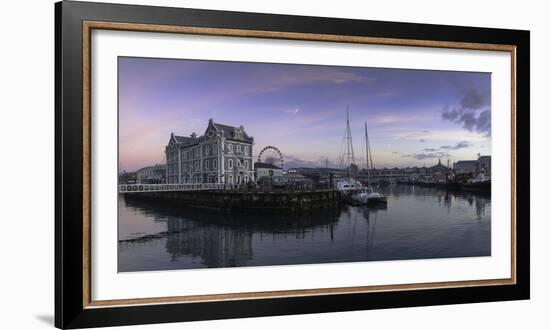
[{"xmin": 55, "ymin": 0, "xmax": 530, "ymax": 328}]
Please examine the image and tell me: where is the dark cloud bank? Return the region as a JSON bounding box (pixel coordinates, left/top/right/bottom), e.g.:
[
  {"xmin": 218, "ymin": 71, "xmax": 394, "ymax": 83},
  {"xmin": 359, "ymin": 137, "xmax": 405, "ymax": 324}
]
[{"xmin": 442, "ymin": 88, "xmax": 491, "ymax": 136}]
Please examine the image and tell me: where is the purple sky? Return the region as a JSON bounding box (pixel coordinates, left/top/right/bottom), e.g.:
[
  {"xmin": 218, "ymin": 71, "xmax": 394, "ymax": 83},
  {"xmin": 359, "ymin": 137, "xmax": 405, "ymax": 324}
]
[{"xmin": 119, "ymin": 57, "xmax": 491, "ymax": 172}]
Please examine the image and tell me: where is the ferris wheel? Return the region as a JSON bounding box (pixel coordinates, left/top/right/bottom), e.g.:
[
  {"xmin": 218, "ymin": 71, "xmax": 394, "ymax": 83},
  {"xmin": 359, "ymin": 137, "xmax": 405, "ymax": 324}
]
[{"xmin": 257, "ymin": 146, "xmax": 284, "ymax": 169}]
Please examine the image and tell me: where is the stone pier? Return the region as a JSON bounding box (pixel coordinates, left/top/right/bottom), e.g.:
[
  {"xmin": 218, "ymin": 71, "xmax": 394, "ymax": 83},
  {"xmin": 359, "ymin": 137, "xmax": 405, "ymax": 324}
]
[{"xmin": 122, "ymin": 189, "xmax": 341, "ymax": 213}]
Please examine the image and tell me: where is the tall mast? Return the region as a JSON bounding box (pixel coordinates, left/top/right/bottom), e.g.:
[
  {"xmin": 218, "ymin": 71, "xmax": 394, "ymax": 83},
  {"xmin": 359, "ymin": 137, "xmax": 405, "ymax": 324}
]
[
  {"xmin": 365, "ymin": 121, "xmax": 373, "ymax": 170},
  {"xmin": 365, "ymin": 121, "xmax": 374, "ymax": 186},
  {"xmin": 338, "ymin": 106, "xmax": 356, "ymax": 180},
  {"xmin": 346, "ymin": 107, "xmax": 355, "ymax": 166},
  {"xmin": 345, "ymin": 107, "xmax": 356, "ymax": 180},
  {"xmin": 365, "ymin": 122, "xmax": 369, "ymax": 170},
  {"xmin": 365, "ymin": 122, "xmax": 370, "ymax": 185}
]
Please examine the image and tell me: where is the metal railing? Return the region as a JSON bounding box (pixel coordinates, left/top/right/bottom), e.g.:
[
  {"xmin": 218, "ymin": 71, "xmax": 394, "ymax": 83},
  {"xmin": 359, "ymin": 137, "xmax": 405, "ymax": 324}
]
[{"xmin": 119, "ymin": 183, "xmax": 240, "ymax": 193}]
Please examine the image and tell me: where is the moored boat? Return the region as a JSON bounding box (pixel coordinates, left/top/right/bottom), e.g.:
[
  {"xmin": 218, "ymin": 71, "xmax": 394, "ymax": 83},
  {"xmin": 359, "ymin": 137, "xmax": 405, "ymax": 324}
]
[
  {"xmin": 350, "ymin": 187, "xmax": 387, "ymax": 205},
  {"xmin": 463, "ymin": 173, "xmax": 491, "ymax": 191}
]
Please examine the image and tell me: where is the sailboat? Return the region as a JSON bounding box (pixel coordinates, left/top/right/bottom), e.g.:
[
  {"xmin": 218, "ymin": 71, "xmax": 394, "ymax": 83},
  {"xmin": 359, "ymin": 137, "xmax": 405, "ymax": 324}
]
[{"xmin": 350, "ymin": 122, "xmax": 387, "ymax": 205}]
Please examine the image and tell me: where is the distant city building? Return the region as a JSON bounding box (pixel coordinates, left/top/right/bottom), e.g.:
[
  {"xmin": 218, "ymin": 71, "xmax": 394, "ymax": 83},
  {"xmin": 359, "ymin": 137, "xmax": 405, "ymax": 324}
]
[
  {"xmin": 477, "ymin": 155, "xmax": 491, "ymax": 175},
  {"xmin": 360, "ymin": 159, "xmax": 450, "ymax": 183},
  {"xmin": 430, "ymin": 159, "xmax": 449, "ymax": 173},
  {"xmin": 453, "ymin": 155, "xmax": 491, "ymax": 176},
  {"xmin": 348, "ymin": 163, "xmax": 359, "ymax": 177},
  {"xmin": 287, "ymin": 167, "xmax": 340, "ymax": 177},
  {"xmin": 286, "ymin": 172, "xmax": 313, "ymax": 185},
  {"xmin": 137, "ymin": 164, "xmax": 166, "ymax": 184},
  {"xmin": 255, "ymin": 162, "xmax": 284, "ymax": 181},
  {"xmin": 119, "ymin": 170, "xmax": 137, "ymax": 184},
  {"xmin": 165, "ymin": 119, "xmax": 254, "ymax": 184},
  {"xmin": 453, "ymin": 160, "xmax": 478, "ymax": 174}
]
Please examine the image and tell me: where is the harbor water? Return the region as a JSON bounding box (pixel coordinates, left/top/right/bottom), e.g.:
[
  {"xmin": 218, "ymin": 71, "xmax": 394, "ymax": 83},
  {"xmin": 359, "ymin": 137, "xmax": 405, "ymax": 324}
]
[{"xmin": 118, "ymin": 185, "xmax": 490, "ymax": 272}]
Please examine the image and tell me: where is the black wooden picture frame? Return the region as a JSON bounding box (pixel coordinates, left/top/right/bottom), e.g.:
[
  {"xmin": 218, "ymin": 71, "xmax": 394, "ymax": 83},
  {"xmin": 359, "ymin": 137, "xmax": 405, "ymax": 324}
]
[{"xmin": 55, "ymin": 1, "xmax": 530, "ymax": 328}]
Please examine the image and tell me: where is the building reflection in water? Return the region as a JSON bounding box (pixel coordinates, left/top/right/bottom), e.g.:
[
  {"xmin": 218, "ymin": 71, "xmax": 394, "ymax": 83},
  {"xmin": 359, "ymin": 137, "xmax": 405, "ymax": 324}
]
[
  {"xmin": 380, "ymin": 185, "xmax": 490, "ymax": 220},
  {"xmin": 122, "ymin": 197, "xmax": 341, "ymax": 268},
  {"xmin": 119, "ymin": 185, "xmax": 490, "ymax": 271}
]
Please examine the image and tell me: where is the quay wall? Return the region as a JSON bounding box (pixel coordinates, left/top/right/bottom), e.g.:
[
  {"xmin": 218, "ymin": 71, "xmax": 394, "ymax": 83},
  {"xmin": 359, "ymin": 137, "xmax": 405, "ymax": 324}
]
[{"xmin": 122, "ymin": 189, "xmax": 342, "ymax": 213}]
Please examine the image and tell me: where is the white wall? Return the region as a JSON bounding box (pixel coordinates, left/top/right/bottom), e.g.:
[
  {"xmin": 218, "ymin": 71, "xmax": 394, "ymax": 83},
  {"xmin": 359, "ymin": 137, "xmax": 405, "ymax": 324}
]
[{"xmin": 0, "ymin": 0, "xmax": 547, "ymax": 329}]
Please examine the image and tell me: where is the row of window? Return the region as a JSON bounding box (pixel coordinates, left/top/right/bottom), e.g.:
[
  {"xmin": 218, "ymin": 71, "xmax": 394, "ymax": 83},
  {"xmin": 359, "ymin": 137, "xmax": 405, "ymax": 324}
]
[
  {"xmin": 226, "ymin": 159, "xmax": 249, "ymax": 170},
  {"xmin": 169, "ymin": 158, "xmax": 254, "ymax": 174},
  {"xmin": 175, "ymin": 174, "xmax": 252, "ymax": 184},
  {"xmin": 169, "ymin": 143, "xmax": 251, "ymax": 162},
  {"xmin": 225, "ymin": 143, "xmax": 249, "ymax": 156},
  {"xmin": 181, "ymin": 160, "xmax": 218, "ymax": 172},
  {"xmin": 175, "ymin": 159, "xmax": 253, "ymax": 172},
  {"xmin": 182, "ymin": 146, "xmax": 212, "ymax": 160},
  {"xmin": 168, "ymin": 172, "xmax": 256, "ymax": 184}
]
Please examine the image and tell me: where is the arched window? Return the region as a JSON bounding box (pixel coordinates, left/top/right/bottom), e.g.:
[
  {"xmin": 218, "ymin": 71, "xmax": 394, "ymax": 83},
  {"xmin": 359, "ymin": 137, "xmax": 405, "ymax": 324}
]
[
  {"xmin": 228, "ymin": 159, "xmax": 233, "ymax": 169},
  {"xmin": 213, "ymin": 159, "xmax": 217, "ymax": 169},
  {"xmin": 205, "ymin": 160, "xmax": 209, "ymax": 170}
]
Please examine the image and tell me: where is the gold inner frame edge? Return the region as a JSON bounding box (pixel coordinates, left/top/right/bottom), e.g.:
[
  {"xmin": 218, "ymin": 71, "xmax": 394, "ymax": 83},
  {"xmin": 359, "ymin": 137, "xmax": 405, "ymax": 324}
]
[{"xmin": 81, "ymin": 20, "xmax": 517, "ymax": 308}]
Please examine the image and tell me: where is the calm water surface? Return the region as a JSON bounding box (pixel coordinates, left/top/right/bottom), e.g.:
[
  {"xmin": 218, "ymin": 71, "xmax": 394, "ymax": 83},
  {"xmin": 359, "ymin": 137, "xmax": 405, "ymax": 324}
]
[{"xmin": 118, "ymin": 185, "xmax": 490, "ymax": 272}]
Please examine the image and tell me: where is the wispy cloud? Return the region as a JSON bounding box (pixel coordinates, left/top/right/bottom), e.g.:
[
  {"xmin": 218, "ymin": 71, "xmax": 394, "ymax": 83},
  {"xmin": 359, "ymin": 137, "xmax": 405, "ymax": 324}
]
[
  {"xmin": 369, "ymin": 110, "xmax": 435, "ymax": 126},
  {"xmin": 393, "ymin": 129, "xmax": 486, "ymax": 142},
  {"xmin": 286, "ymin": 108, "xmax": 300, "ymax": 115},
  {"xmin": 378, "ymin": 91, "xmax": 397, "ymax": 98},
  {"xmin": 440, "ymin": 141, "xmax": 472, "ymax": 150},
  {"xmin": 402, "ymin": 151, "xmax": 450, "ymax": 160},
  {"xmin": 402, "ymin": 130, "xmax": 431, "ymax": 139},
  {"xmin": 246, "ymin": 67, "xmax": 375, "ymax": 94}
]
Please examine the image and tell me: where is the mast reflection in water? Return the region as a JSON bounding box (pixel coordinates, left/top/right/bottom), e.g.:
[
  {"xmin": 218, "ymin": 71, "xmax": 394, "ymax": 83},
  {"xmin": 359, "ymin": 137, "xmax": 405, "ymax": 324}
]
[{"xmin": 118, "ymin": 185, "xmax": 490, "ymax": 272}]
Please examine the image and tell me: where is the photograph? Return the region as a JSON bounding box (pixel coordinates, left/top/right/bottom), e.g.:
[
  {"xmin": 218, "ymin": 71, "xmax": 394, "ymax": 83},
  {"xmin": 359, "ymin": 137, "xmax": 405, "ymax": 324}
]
[
  {"xmin": 117, "ymin": 57, "xmax": 492, "ymax": 272},
  {"xmin": 49, "ymin": 1, "xmax": 533, "ymax": 328}
]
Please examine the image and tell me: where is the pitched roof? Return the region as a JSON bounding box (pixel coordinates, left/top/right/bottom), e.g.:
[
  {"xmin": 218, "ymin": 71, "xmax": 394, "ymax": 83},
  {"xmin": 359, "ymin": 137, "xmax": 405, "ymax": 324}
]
[
  {"xmin": 169, "ymin": 120, "xmax": 253, "ymax": 147},
  {"xmin": 213, "ymin": 122, "xmax": 253, "ymax": 143},
  {"xmin": 173, "ymin": 135, "xmax": 197, "ymax": 145}
]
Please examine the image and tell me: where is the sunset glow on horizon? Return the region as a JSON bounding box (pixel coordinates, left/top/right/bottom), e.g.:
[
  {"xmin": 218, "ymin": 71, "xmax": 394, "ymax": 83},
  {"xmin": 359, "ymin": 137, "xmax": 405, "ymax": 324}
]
[{"xmin": 118, "ymin": 57, "xmax": 491, "ymax": 172}]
